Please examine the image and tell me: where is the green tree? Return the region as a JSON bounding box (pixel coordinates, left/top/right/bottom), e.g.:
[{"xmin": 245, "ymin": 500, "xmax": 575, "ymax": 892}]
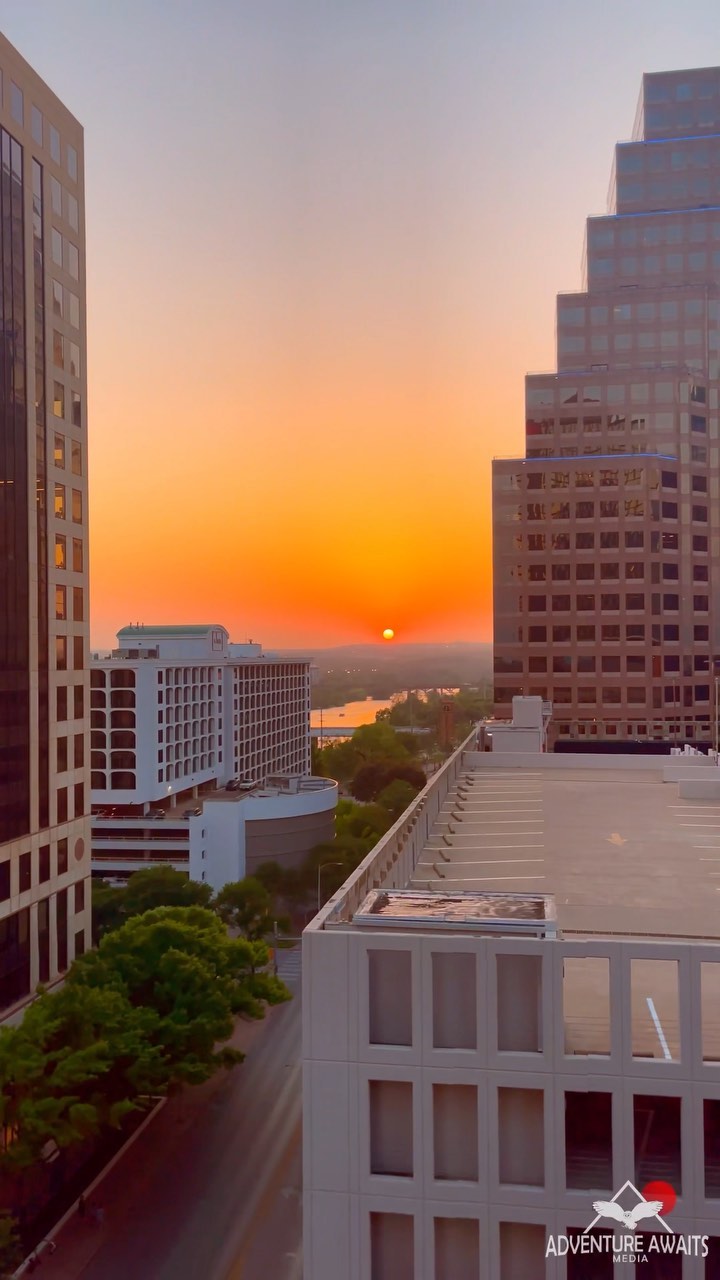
[
  {"xmin": 335, "ymin": 799, "xmax": 392, "ymax": 842},
  {"xmin": 0, "ymin": 984, "xmax": 155, "ymax": 1172},
  {"xmin": 91, "ymin": 878, "xmax": 126, "ymax": 943},
  {"xmin": 0, "ymin": 1216, "xmax": 21, "ymax": 1278},
  {"xmin": 350, "ymin": 721, "xmax": 410, "ymax": 763},
  {"xmin": 122, "ymin": 867, "xmax": 213, "ymax": 917},
  {"xmin": 350, "ymin": 762, "xmax": 426, "ymax": 802},
  {"xmin": 376, "ymin": 779, "xmax": 420, "ymax": 820},
  {"xmin": 214, "ymin": 877, "xmax": 288, "ymax": 941},
  {"xmin": 70, "ymin": 907, "xmax": 289, "ymax": 1085}
]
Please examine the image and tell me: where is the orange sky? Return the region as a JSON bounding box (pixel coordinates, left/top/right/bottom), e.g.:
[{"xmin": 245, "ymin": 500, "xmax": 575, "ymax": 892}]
[{"xmin": 6, "ymin": 2, "xmax": 720, "ymax": 648}]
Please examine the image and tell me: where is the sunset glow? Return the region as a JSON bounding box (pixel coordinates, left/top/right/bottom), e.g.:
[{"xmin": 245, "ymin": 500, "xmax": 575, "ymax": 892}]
[{"xmin": 4, "ymin": 2, "xmax": 717, "ymax": 648}]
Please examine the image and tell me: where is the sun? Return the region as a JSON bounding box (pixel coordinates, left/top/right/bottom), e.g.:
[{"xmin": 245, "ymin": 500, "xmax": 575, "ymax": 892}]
[{"xmin": 382, "ymin": 628, "xmax": 394, "ymax": 641}]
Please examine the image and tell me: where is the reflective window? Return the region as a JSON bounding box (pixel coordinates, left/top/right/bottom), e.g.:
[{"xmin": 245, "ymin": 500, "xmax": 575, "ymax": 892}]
[
  {"xmin": 576, "ymin": 532, "xmax": 594, "ymax": 549},
  {"xmin": 31, "ymin": 104, "xmax": 43, "ymax": 145},
  {"xmin": 71, "ymin": 441, "xmax": 82, "ymax": 476},
  {"xmin": 590, "ymin": 306, "xmax": 608, "ymax": 323},
  {"xmin": 54, "ymin": 433, "xmax": 65, "ymax": 467},
  {"xmin": 53, "ymin": 330, "xmax": 64, "ymax": 369},
  {"xmin": 68, "ymin": 292, "xmax": 80, "ymax": 328},
  {"xmin": 53, "ymin": 382, "xmax": 65, "ymax": 417},
  {"xmin": 72, "ymin": 538, "xmax": 83, "ymax": 572},
  {"xmin": 550, "ymin": 502, "xmax": 570, "ymax": 519},
  {"xmin": 50, "ymin": 175, "xmax": 62, "ymax": 215},
  {"xmin": 583, "ymin": 387, "xmax": 601, "ymax": 403},
  {"xmin": 52, "ymin": 280, "xmax": 63, "ymax": 317},
  {"xmin": 55, "ymin": 535, "xmax": 66, "ymax": 569},
  {"xmin": 559, "ymin": 306, "xmax": 585, "ymax": 325},
  {"xmin": 67, "ymin": 193, "xmax": 78, "ymax": 231},
  {"xmin": 527, "ymin": 388, "xmax": 554, "ymax": 408},
  {"xmin": 71, "ymin": 490, "xmax": 82, "ymax": 523},
  {"xmin": 630, "ymin": 383, "xmax": 649, "ymax": 402},
  {"xmin": 67, "ymin": 242, "xmax": 79, "ymax": 280},
  {"xmin": 661, "ymin": 301, "xmax": 679, "ymax": 319},
  {"xmin": 51, "ymin": 228, "xmax": 62, "ymax": 266},
  {"xmin": 55, "ymin": 586, "xmax": 66, "ymax": 621},
  {"xmin": 69, "ymin": 342, "xmax": 80, "ymax": 377},
  {"xmin": 600, "ymin": 531, "xmax": 619, "ymax": 548},
  {"xmin": 10, "ymin": 81, "xmax": 23, "ymax": 125},
  {"xmin": 71, "ymin": 391, "xmax": 81, "ymax": 427},
  {"xmin": 56, "ymin": 636, "xmax": 67, "ymax": 671},
  {"xmin": 50, "ymin": 125, "xmax": 60, "ymax": 163},
  {"xmin": 54, "ymin": 483, "xmax": 65, "ymax": 518}
]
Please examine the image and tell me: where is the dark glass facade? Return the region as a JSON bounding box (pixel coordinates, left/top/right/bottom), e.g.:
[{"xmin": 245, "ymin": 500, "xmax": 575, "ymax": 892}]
[
  {"xmin": 0, "ymin": 127, "xmax": 29, "ymax": 842},
  {"xmin": 32, "ymin": 156, "xmax": 48, "ymax": 828},
  {"xmin": 0, "ymin": 907, "xmax": 30, "ymax": 1008}
]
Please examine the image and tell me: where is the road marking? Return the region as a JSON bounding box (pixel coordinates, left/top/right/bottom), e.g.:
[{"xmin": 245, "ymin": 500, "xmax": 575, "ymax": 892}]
[
  {"xmin": 646, "ymin": 997, "xmax": 673, "ymax": 1062},
  {"xmin": 428, "ymin": 842, "xmax": 545, "ymax": 850},
  {"xmin": 426, "ymin": 858, "xmax": 545, "ymax": 866},
  {"xmin": 438, "ymin": 874, "xmax": 546, "ymax": 883}
]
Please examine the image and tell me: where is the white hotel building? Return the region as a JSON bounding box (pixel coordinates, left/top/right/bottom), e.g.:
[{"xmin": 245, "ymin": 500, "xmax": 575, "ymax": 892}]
[
  {"xmin": 303, "ymin": 701, "xmax": 720, "ymax": 1279},
  {"xmin": 90, "ymin": 625, "xmax": 336, "ymax": 890}
]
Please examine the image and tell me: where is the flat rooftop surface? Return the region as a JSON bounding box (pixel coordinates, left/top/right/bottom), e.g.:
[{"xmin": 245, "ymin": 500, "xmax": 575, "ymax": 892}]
[
  {"xmin": 355, "ymin": 888, "xmax": 551, "ymax": 927},
  {"xmin": 412, "ymin": 764, "xmax": 720, "ymax": 938}
]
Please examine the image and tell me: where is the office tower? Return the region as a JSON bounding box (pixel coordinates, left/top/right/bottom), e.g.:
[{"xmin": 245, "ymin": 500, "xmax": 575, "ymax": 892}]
[
  {"xmin": 90, "ymin": 625, "xmax": 336, "ymax": 889},
  {"xmin": 493, "ymin": 67, "xmax": 720, "ymax": 746},
  {"xmin": 0, "ymin": 34, "xmax": 90, "ymax": 1016},
  {"xmin": 303, "ymin": 720, "xmax": 720, "ymax": 1278}
]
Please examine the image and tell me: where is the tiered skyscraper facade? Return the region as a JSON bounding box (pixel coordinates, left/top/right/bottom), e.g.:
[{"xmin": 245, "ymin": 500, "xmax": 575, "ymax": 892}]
[
  {"xmin": 493, "ymin": 67, "xmax": 720, "ymax": 745},
  {"xmin": 0, "ymin": 34, "xmax": 90, "ymax": 1015}
]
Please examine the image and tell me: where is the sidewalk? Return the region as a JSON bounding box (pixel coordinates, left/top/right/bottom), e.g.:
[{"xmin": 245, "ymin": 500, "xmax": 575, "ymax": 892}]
[{"xmin": 18, "ymin": 1013, "xmax": 270, "ymax": 1280}]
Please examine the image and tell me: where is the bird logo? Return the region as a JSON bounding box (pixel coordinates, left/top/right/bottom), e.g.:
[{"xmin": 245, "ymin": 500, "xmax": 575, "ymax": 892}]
[
  {"xmin": 584, "ymin": 1180, "xmax": 674, "ymax": 1234},
  {"xmin": 591, "ymin": 1199, "xmax": 664, "ymax": 1228}
]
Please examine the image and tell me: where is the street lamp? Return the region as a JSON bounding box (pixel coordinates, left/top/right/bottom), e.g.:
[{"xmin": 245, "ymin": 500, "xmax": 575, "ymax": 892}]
[{"xmin": 317, "ymin": 861, "xmax": 344, "ymax": 912}]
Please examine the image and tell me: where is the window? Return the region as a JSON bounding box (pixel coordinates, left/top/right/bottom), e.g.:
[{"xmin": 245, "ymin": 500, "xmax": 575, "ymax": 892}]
[
  {"xmin": 51, "ymin": 228, "xmax": 62, "ymax": 266},
  {"xmin": 68, "ymin": 292, "xmax": 80, "ymax": 328},
  {"xmin": 576, "ymin": 564, "xmax": 595, "ymax": 580},
  {"xmin": 55, "ymin": 586, "xmax": 66, "ymax": 620},
  {"xmin": 576, "ymin": 532, "xmax": 594, "ymax": 549},
  {"xmin": 552, "ymin": 627, "xmax": 571, "ymax": 643},
  {"xmin": 692, "ymin": 505, "xmax": 708, "ymax": 522},
  {"xmin": 528, "ymin": 627, "xmax": 547, "ymax": 643},
  {"xmin": 71, "ymin": 490, "xmax": 82, "ymax": 523},
  {"xmin": 551, "ymin": 595, "xmax": 571, "ymax": 612},
  {"xmin": 600, "ymin": 594, "xmax": 620, "ymax": 611},
  {"xmin": 602, "ymin": 656, "xmax": 621, "ymax": 673},
  {"xmin": 55, "ymin": 636, "xmax": 67, "ymax": 671},
  {"xmin": 19, "ymin": 852, "xmax": 31, "ymax": 893},
  {"xmin": 74, "ymin": 879, "xmax": 85, "ymax": 913},
  {"xmin": 600, "ymin": 564, "xmax": 619, "ymax": 580},
  {"xmin": 528, "ymin": 657, "xmax": 547, "ymax": 673},
  {"xmin": 578, "ymin": 656, "xmax": 596, "ymax": 673},
  {"xmin": 627, "ymin": 655, "xmax": 645, "ymax": 673},
  {"xmin": 71, "ymin": 392, "xmax": 81, "ymax": 427},
  {"xmin": 552, "ymin": 564, "xmax": 570, "ymax": 581},
  {"xmin": 528, "ymin": 565, "xmax": 546, "ymax": 581},
  {"xmin": 31, "ymin": 104, "xmax": 43, "ymax": 145},
  {"xmin": 626, "ymin": 593, "xmax": 645, "ymax": 610},
  {"xmin": 369, "ymin": 951, "xmax": 412, "ymax": 1045},
  {"xmin": 54, "ymin": 482, "xmax": 65, "ymax": 518},
  {"xmin": 53, "ymin": 382, "xmax": 65, "ymax": 417},
  {"xmin": 577, "ymin": 625, "xmax": 595, "ymax": 641},
  {"xmin": 73, "ymin": 636, "xmax": 84, "ymax": 669},
  {"xmin": 599, "ymin": 501, "xmax": 619, "ymax": 517},
  {"xmin": 67, "ymin": 144, "xmax": 78, "ymax": 182},
  {"xmin": 57, "ymin": 839, "xmax": 68, "ymax": 875},
  {"xmin": 57, "ymin": 686, "xmax": 68, "ymax": 721},
  {"xmin": 10, "ymin": 81, "xmax": 23, "ymax": 125},
  {"xmin": 369, "ymin": 1080, "xmax": 413, "ymax": 1177},
  {"xmin": 601, "ymin": 625, "xmax": 620, "ymax": 641},
  {"xmin": 72, "ymin": 539, "xmax": 83, "ymax": 572},
  {"xmin": 67, "ymin": 242, "xmax": 79, "ymax": 279},
  {"xmin": 50, "ymin": 124, "xmax": 61, "ymax": 163},
  {"xmin": 72, "ymin": 587, "xmax": 84, "ymax": 621},
  {"xmin": 51, "ymin": 176, "xmax": 62, "ymax": 217}
]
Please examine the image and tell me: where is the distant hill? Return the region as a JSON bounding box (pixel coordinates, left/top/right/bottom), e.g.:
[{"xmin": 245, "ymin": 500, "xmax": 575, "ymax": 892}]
[{"xmin": 273, "ymin": 642, "xmax": 493, "ymax": 708}]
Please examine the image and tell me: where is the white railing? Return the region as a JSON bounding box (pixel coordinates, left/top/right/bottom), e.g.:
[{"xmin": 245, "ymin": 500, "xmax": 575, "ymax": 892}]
[{"xmin": 309, "ymin": 730, "xmax": 477, "ymax": 929}]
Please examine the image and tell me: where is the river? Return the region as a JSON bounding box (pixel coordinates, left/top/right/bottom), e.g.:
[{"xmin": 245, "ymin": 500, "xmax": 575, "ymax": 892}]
[{"xmin": 310, "ymin": 698, "xmax": 393, "ymax": 729}]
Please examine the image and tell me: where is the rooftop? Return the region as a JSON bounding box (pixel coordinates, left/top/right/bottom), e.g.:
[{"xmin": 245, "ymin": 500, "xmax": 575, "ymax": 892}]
[
  {"xmin": 411, "ymin": 761, "xmax": 720, "ymax": 938},
  {"xmin": 313, "ymin": 739, "xmax": 720, "ymax": 942}
]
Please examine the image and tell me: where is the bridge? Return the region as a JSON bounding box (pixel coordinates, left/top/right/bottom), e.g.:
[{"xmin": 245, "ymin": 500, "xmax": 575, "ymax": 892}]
[{"xmin": 310, "ymin": 725, "xmax": 431, "ymax": 740}]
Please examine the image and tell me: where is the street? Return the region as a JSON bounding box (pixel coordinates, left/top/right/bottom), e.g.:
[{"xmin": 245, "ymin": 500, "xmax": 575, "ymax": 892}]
[{"xmin": 34, "ymin": 972, "xmax": 303, "ymax": 1280}]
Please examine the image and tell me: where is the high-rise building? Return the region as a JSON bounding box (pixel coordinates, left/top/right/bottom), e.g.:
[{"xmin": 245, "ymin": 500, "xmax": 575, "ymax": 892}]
[
  {"xmin": 0, "ymin": 34, "xmax": 90, "ymax": 1016},
  {"xmin": 90, "ymin": 625, "xmax": 337, "ymax": 890},
  {"xmin": 493, "ymin": 66, "xmax": 720, "ymax": 746}
]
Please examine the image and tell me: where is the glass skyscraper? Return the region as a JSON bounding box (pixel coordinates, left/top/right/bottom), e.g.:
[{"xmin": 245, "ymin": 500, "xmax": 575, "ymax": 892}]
[
  {"xmin": 493, "ymin": 66, "xmax": 720, "ymax": 747},
  {"xmin": 0, "ymin": 33, "xmax": 90, "ymax": 1012}
]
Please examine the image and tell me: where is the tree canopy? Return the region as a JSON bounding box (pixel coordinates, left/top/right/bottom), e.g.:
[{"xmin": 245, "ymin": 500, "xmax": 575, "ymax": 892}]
[{"xmin": 214, "ymin": 877, "xmax": 288, "ymax": 941}]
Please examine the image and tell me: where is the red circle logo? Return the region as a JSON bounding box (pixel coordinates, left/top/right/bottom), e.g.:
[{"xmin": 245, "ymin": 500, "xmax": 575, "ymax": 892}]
[{"xmin": 641, "ymin": 1181, "xmax": 676, "ymax": 1215}]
